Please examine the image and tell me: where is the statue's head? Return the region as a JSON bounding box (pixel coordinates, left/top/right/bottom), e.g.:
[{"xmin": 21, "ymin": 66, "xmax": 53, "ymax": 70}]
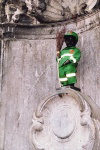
[{"xmin": 64, "ymin": 31, "xmax": 78, "ymax": 47}]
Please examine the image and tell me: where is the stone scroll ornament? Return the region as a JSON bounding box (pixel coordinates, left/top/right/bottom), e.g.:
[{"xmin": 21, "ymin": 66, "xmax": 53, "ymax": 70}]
[
  {"xmin": 2, "ymin": 0, "xmax": 100, "ymax": 23},
  {"xmin": 30, "ymin": 88, "xmax": 100, "ymax": 150}
]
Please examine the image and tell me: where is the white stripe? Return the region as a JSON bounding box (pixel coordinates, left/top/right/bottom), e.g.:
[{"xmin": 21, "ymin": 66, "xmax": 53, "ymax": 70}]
[
  {"xmin": 61, "ymin": 54, "xmax": 73, "ymax": 58},
  {"xmin": 66, "ymin": 73, "xmax": 76, "ymax": 77},
  {"xmin": 58, "ymin": 54, "xmax": 76, "ymax": 63},
  {"xmin": 58, "ymin": 54, "xmax": 72, "ymax": 63},
  {"xmin": 59, "ymin": 78, "xmax": 68, "ymax": 82},
  {"xmin": 70, "ymin": 56, "xmax": 76, "ymax": 63}
]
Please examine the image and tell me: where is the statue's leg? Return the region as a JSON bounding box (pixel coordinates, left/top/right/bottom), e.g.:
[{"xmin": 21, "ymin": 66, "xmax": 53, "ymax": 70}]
[
  {"xmin": 64, "ymin": 64, "xmax": 77, "ymax": 85},
  {"xmin": 59, "ymin": 66, "xmax": 68, "ymax": 86},
  {"xmin": 67, "ymin": 76, "xmax": 77, "ymax": 85}
]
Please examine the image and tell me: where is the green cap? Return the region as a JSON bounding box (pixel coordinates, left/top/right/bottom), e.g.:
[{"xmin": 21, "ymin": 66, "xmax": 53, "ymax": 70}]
[{"xmin": 64, "ymin": 31, "xmax": 78, "ymax": 41}]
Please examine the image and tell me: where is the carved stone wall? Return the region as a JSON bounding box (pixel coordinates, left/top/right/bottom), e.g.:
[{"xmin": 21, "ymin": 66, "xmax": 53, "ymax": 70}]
[
  {"xmin": 0, "ymin": 10, "xmax": 100, "ymax": 150},
  {"xmin": 31, "ymin": 88, "xmax": 100, "ymax": 150},
  {"xmin": 0, "ymin": 0, "xmax": 99, "ymax": 23}
]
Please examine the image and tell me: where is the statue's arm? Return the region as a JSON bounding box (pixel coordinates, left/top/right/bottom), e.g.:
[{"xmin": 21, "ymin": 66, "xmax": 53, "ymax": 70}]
[{"xmin": 56, "ymin": 27, "xmax": 66, "ymax": 58}]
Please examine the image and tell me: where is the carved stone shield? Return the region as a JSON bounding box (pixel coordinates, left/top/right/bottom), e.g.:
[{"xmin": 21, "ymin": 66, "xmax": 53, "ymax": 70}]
[{"xmin": 30, "ymin": 88, "xmax": 100, "ymax": 150}]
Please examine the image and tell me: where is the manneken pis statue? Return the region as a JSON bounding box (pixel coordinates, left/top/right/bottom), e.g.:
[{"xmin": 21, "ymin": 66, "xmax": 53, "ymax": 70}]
[{"xmin": 56, "ymin": 28, "xmax": 81, "ymax": 89}]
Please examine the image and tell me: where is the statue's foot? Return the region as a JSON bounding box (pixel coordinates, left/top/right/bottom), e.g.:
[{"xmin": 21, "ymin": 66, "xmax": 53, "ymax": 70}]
[
  {"xmin": 56, "ymin": 85, "xmax": 81, "ymax": 97},
  {"xmin": 56, "ymin": 85, "xmax": 81, "ymax": 91},
  {"xmin": 69, "ymin": 84, "xmax": 81, "ymax": 91}
]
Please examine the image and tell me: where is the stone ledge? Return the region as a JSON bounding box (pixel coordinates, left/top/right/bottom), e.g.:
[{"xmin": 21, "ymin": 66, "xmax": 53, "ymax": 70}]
[{"xmin": 0, "ymin": 10, "xmax": 99, "ymax": 40}]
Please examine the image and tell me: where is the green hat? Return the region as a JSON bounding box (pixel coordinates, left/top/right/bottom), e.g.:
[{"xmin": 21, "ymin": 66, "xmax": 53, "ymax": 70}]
[{"xmin": 64, "ymin": 31, "xmax": 78, "ymax": 42}]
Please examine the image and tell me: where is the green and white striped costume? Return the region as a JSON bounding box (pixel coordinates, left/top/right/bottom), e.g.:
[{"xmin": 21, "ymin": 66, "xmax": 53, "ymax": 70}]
[{"xmin": 57, "ymin": 46, "xmax": 81, "ymax": 86}]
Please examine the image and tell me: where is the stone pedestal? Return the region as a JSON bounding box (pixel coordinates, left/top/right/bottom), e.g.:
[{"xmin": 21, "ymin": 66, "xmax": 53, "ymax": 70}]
[{"xmin": 31, "ymin": 88, "xmax": 100, "ymax": 150}]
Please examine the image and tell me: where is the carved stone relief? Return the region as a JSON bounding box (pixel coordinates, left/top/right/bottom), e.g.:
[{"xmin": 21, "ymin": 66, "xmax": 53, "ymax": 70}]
[
  {"xmin": 1, "ymin": 0, "xmax": 35, "ymax": 23},
  {"xmin": 35, "ymin": 0, "xmax": 99, "ymax": 22},
  {"xmin": 31, "ymin": 88, "xmax": 100, "ymax": 150},
  {"xmin": 1, "ymin": 0, "xmax": 100, "ymax": 23}
]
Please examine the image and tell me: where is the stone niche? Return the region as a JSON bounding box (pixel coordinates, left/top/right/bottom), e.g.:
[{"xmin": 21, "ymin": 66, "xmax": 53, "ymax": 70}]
[
  {"xmin": 0, "ymin": 6, "xmax": 100, "ymax": 150},
  {"xmin": 31, "ymin": 88, "xmax": 100, "ymax": 150}
]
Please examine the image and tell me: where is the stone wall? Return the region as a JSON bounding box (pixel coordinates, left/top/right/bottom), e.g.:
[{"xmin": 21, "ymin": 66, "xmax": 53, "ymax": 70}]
[{"xmin": 0, "ymin": 10, "xmax": 100, "ymax": 150}]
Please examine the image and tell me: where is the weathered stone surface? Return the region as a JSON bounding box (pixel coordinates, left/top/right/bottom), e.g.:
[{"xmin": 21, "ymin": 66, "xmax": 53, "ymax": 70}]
[
  {"xmin": 31, "ymin": 88, "xmax": 100, "ymax": 150},
  {"xmin": 0, "ymin": 38, "xmax": 57, "ymax": 150},
  {"xmin": 0, "ymin": 10, "xmax": 100, "ymax": 150},
  {"xmin": 0, "ymin": 0, "xmax": 100, "ymax": 23}
]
